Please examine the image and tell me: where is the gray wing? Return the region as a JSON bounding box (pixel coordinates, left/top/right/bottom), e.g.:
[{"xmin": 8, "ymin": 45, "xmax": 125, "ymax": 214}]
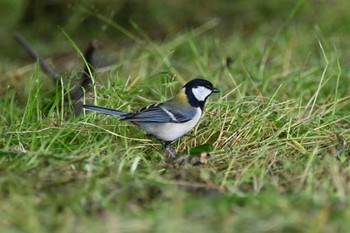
[{"xmin": 122, "ymin": 103, "xmax": 195, "ymax": 123}]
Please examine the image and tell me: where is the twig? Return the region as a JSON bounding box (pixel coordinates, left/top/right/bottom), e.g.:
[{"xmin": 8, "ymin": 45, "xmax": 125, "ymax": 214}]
[
  {"xmin": 69, "ymin": 40, "xmax": 98, "ymax": 101},
  {"xmin": 15, "ymin": 32, "xmax": 61, "ymax": 81},
  {"xmin": 15, "ymin": 32, "xmax": 98, "ymax": 115}
]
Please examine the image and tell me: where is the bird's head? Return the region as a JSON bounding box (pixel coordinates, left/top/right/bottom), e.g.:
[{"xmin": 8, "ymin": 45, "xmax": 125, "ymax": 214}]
[{"xmin": 182, "ymin": 78, "xmax": 220, "ymax": 109}]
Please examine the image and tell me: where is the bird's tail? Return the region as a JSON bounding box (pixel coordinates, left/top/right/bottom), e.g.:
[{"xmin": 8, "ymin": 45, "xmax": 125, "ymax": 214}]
[{"xmin": 82, "ymin": 104, "xmax": 128, "ymax": 117}]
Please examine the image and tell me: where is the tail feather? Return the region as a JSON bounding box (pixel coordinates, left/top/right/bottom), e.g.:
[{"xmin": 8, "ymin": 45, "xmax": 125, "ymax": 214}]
[{"xmin": 82, "ymin": 104, "xmax": 127, "ymax": 116}]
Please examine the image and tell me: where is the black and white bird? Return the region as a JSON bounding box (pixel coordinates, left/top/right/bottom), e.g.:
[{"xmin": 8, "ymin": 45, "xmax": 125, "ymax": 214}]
[{"xmin": 83, "ymin": 78, "xmax": 220, "ymax": 156}]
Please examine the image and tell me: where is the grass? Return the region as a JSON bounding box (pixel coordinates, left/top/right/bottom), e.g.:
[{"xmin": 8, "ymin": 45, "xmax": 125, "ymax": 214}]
[{"xmin": 2, "ymin": 1, "xmax": 350, "ymax": 232}]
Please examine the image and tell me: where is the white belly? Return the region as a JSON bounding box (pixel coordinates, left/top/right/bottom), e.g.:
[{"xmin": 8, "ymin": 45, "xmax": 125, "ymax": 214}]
[{"xmin": 141, "ymin": 108, "xmax": 202, "ymax": 142}]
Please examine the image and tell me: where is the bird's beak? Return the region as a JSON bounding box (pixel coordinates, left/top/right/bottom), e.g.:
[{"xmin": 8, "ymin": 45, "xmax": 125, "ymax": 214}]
[{"xmin": 212, "ymin": 87, "xmax": 220, "ymax": 93}]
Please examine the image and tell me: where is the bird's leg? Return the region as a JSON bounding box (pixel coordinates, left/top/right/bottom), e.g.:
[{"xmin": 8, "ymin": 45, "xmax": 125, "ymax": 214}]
[
  {"xmin": 163, "ymin": 141, "xmax": 178, "ymax": 157},
  {"xmin": 149, "ymin": 136, "xmax": 178, "ymax": 157}
]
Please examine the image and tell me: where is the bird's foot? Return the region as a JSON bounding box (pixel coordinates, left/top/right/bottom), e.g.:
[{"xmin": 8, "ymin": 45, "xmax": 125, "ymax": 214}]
[
  {"xmin": 164, "ymin": 146, "xmax": 178, "ymax": 157},
  {"xmin": 161, "ymin": 141, "xmax": 178, "ymax": 157}
]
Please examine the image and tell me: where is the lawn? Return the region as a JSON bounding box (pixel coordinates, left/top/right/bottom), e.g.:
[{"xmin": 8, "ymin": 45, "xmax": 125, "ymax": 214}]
[{"xmin": 1, "ymin": 1, "xmax": 350, "ymax": 232}]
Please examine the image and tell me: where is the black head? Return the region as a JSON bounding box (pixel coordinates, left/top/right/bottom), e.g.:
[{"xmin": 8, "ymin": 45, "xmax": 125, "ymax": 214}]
[{"xmin": 183, "ymin": 78, "xmax": 220, "ymax": 109}]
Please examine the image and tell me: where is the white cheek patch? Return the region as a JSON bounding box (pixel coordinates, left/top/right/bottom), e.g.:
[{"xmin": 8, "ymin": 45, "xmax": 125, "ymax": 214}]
[{"xmin": 192, "ymin": 86, "xmax": 212, "ymax": 101}]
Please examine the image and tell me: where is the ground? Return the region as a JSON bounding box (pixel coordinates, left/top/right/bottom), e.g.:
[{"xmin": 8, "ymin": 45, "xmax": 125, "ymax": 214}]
[{"xmin": 1, "ymin": 1, "xmax": 350, "ymax": 232}]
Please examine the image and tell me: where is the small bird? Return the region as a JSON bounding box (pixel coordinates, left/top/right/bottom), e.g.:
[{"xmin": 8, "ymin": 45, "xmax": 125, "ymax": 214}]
[{"xmin": 83, "ymin": 78, "xmax": 220, "ymax": 156}]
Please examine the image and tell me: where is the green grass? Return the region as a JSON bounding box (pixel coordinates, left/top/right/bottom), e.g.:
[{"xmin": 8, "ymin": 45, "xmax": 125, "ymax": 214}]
[{"xmin": 2, "ymin": 1, "xmax": 350, "ymax": 232}]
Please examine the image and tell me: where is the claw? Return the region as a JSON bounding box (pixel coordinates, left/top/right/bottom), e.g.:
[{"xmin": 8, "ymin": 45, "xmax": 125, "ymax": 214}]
[
  {"xmin": 163, "ymin": 141, "xmax": 178, "ymax": 157},
  {"xmin": 164, "ymin": 146, "xmax": 178, "ymax": 157}
]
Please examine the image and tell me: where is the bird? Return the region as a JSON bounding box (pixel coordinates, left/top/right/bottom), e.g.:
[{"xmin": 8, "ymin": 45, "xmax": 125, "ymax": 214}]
[{"xmin": 82, "ymin": 78, "xmax": 220, "ymax": 156}]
